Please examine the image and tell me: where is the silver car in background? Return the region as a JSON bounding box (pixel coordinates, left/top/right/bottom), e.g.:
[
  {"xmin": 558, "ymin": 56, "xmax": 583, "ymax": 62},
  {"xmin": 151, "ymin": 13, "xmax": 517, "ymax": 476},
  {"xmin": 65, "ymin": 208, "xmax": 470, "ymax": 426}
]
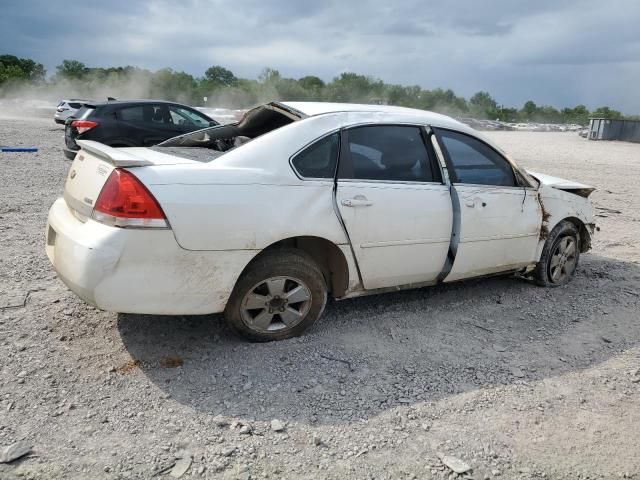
[{"xmin": 54, "ymin": 99, "xmax": 92, "ymax": 124}]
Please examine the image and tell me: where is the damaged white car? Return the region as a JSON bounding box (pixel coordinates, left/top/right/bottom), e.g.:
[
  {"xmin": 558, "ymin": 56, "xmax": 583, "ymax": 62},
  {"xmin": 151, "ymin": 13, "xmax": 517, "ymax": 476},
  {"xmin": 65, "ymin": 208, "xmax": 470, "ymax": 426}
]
[{"xmin": 46, "ymin": 102, "xmax": 596, "ymax": 341}]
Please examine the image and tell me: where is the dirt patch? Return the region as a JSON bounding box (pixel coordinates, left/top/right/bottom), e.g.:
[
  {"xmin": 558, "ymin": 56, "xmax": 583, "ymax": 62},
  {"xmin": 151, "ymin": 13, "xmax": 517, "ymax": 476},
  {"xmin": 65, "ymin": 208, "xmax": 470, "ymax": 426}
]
[
  {"xmin": 115, "ymin": 359, "xmax": 140, "ymax": 374},
  {"xmin": 159, "ymin": 356, "xmax": 184, "ymax": 369}
]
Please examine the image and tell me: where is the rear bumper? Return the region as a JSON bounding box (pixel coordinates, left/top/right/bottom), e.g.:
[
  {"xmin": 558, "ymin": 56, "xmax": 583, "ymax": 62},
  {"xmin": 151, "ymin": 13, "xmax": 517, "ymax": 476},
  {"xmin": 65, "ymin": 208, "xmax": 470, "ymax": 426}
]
[{"xmin": 46, "ymin": 198, "xmax": 257, "ymax": 315}]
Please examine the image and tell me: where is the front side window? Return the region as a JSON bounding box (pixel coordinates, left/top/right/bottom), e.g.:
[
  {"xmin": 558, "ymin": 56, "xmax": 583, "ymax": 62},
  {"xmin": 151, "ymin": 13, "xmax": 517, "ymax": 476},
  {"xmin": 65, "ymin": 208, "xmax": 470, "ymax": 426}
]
[
  {"xmin": 291, "ymin": 133, "xmax": 339, "ymax": 179},
  {"xmin": 435, "ymin": 129, "xmax": 516, "ymax": 187},
  {"xmin": 339, "ymin": 125, "xmax": 437, "ymax": 182}
]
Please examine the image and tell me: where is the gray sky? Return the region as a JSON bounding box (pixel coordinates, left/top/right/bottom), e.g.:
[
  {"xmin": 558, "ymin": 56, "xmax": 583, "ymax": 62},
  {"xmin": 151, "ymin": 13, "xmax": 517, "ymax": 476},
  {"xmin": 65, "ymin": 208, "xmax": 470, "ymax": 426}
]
[{"xmin": 2, "ymin": 0, "xmax": 639, "ymax": 112}]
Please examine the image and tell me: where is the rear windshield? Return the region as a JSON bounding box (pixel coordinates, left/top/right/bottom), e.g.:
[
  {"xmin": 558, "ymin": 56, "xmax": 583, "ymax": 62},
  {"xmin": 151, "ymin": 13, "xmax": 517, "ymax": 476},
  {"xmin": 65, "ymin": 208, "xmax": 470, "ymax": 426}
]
[{"xmin": 73, "ymin": 106, "xmax": 95, "ymax": 120}]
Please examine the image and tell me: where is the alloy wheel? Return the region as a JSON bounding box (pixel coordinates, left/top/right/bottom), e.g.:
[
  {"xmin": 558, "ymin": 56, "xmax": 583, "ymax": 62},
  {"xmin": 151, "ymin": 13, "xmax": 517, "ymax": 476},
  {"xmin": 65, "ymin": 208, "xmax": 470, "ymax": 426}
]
[
  {"xmin": 240, "ymin": 276, "xmax": 312, "ymax": 333},
  {"xmin": 549, "ymin": 236, "xmax": 577, "ymax": 283}
]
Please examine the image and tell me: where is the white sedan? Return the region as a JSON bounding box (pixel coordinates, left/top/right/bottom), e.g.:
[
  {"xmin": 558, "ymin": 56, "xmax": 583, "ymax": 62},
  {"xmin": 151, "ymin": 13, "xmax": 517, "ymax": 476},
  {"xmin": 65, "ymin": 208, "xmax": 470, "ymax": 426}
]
[{"xmin": 46, "ymin": 102, "xmax": 596, "ymax": 341}]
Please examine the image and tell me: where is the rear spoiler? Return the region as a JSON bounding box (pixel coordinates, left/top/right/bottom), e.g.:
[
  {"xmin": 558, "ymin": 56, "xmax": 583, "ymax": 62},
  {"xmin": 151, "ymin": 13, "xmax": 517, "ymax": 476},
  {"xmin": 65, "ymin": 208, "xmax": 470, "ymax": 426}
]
[{"xmin": 76, "ymin": 140, "xmax": 153, "ymax": 167}]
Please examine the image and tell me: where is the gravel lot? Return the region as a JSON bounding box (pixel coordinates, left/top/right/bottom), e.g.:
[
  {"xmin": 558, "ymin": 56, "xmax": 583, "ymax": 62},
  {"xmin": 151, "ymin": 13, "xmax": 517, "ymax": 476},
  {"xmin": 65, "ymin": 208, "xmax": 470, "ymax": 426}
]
[{"xmin": 1, "ymin": 116, "xmax": 639, "ymax": 480}]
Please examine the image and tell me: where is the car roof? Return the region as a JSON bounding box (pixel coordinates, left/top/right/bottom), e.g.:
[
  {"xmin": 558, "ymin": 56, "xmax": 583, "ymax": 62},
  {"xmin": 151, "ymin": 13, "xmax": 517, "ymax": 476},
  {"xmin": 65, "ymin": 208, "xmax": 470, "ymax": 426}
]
[
  {"xmin": 277, "ymin": 101, "xmax": 466, "ymax": 129},
  {"xmin": 91, "ymin": 99, "xmax": 190, "ymax": 107}
]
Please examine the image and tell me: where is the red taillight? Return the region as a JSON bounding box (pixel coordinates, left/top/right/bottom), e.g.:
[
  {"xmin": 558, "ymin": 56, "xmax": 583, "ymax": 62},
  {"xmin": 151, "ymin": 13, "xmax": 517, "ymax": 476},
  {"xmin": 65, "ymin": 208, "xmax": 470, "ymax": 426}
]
[
  {"xmin": 93, "ymin": 169, "xmax": 168, "ymax": 228},
  {"xmin": 71, "ymin": 120, "xmax": 99, "ymax": 134}
]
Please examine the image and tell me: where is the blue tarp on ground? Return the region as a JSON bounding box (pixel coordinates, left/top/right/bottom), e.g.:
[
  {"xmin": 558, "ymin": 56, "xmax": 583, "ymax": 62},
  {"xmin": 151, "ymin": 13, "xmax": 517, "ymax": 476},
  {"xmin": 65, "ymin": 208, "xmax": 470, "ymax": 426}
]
[{"xmin": 0, "ymin": 146, "xmax": 38, "ymax": 152}]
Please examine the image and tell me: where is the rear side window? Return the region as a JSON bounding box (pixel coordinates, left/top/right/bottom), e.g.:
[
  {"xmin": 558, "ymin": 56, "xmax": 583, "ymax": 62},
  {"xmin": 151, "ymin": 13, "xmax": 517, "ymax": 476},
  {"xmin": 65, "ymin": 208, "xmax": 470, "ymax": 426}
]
[
  {"xmin": 291, "ymin": 133, "xmax": 339, "ymax": 179},
  {"xmin": 118, "ymin": 106, "xmax": 145, "ymax": 122},
  {"xmin": 339, "ymin": 125, "xmax": 438, "ymax": 182},
  {"xmin": 74, "ymin": 106, "xmax": 95, "ymax": 120},
  {"xmin": 118, "ymin": 105, "xmax": 168, "ymax": 124},
  {"xmin": 436, "ymin": 129, "xmax": 516, "ymax": 187},
  {"xmin": 67, "ymin": 102, "xmax": 82, "ymax": 109}
]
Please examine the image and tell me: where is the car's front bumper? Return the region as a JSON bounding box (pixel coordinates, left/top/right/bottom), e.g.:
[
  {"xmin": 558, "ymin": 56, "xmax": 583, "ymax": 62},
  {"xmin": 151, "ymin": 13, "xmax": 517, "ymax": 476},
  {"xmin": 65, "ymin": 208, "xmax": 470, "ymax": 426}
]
[{"xmin": 46, "ymin": 198, "xmax": 257, "ymax": 315}]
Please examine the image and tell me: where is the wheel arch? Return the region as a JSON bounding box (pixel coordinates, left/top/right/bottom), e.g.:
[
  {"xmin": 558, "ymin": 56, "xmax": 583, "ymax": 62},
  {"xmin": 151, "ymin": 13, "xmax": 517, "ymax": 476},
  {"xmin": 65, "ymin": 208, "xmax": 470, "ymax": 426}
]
[
  {"xmin": 562, "ymin": 216, "xmax": 593, "ymax": 253},
  {"xmin": 237, "ymin": 236, "xmax": 350, "ymax": 298}
]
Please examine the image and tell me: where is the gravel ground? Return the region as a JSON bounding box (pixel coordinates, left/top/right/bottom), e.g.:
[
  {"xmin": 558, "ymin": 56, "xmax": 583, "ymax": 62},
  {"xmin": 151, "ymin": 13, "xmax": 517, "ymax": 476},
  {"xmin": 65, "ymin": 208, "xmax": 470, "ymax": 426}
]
[{"xmin": 1, "ymin": 116, "xmax": 639, "ymax": 480}]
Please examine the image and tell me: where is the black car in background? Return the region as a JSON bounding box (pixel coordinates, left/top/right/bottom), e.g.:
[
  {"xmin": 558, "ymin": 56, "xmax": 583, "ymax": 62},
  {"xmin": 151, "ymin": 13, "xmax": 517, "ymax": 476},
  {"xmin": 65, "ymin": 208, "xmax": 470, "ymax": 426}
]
[{"xmin": 63, "ymin": 99, "xmax": 218, "ymax": 159}]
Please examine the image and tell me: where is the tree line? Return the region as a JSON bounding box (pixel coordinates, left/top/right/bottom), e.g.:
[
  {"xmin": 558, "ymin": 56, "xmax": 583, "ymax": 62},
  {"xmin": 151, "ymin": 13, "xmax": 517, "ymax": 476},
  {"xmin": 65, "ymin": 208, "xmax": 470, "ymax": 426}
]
[{"xmin": 1, "ymin": 54, "xmax": 636, "ymax": 125}]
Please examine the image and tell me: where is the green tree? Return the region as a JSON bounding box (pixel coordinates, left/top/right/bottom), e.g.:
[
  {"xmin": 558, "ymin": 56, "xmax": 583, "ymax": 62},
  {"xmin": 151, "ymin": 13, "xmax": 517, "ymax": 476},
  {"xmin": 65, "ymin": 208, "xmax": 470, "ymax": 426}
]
[
  {"xmin": 0, "ymin": 54, "xmax": 45, "ymax": 83},
  {"xmin": 0, "ymin": 63, "xmax": 26, "ymax": 83},
  {"xmin": 496, "ymin": 106, "xmax": 518, "ymax": 122},
  {"xmin": 469, "ymin": 91, "xmax": 498, "ymax": 119},
  {"xmin": 298, "ymin": 75, "xmax": 325, "ymax": 92},
  {"xmin": 419, "ymin": 88, "xmax": 468, "ymax": 115},
  {"xmin": 204, "ymin": 65, "xmax": 237, "ymax": 88},
  {"xmin": 56, "ymin": 59, "xmax": 88, "ymax": 80},
  {"xmin": 535, "ymin": 105, "xmax": 562, "ymax": 123},
  {"xmin": 326, "ymin": 72, "xmax": 384, "ymax": 103},
  {"xmin": 520, "ymin": 100, "xmax": 538, "ymax": 121},
  {"xmin": 149, "ymin": 68, "xmax": 198, "ymax": 103},
  {"xmin": 591, "ymin": 106, "xmax": 622, "ymax": 119},
  {"xmin": 259, "ymin": 67, "xmax": 282, "ymax": 84},
  {"xmin": 2, "ymin": 54, "xmax": 637, "ymax": 123},
  {"xmin": 561, "ymin": 105, "xmax": 590, "ymax": 125}
]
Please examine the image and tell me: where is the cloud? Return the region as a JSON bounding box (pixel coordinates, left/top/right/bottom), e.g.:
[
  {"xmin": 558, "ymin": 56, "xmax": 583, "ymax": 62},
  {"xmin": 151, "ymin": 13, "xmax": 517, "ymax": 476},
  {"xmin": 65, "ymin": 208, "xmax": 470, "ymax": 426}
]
[{"xmin": 1, "ymin": 0, "xmax": 639, "ymax": 112}]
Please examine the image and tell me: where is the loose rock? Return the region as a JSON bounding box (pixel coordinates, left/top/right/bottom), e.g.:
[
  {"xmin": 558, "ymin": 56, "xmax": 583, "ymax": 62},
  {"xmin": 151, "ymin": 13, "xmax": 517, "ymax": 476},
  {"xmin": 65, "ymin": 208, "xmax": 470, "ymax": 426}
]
[
  {"xmin": 270, "ymin": 419, "xmax": 285, "ymax": 432},
  {"xmin": 170, "ymin": 455, "xmax": 192, "ymax": 478},
  {"xmin": 438, "ymin": 452, "xmax": 472, "ymax": 474},
  {"xmin": 0, "ymin": 441, "xmax": 32, "ymax": 463}
]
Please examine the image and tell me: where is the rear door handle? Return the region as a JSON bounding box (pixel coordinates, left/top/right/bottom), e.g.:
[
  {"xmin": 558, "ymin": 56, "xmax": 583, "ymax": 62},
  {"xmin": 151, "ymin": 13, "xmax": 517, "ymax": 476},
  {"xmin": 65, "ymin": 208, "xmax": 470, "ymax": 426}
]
[
  {"xmin": 341, "ymin": 198, "xmax": 373, "ymax": 207},
  {"xmin": 465, "ymin": 200, "xmax": 475, "ymax": 208}
]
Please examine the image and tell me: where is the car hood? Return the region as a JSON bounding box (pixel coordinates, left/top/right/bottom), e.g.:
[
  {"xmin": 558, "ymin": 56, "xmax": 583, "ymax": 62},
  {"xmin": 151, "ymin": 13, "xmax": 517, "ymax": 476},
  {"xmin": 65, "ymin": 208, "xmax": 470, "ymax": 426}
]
[{"xmin": 526, "ymin": 170, "xmax": 595, "ymax": 198}]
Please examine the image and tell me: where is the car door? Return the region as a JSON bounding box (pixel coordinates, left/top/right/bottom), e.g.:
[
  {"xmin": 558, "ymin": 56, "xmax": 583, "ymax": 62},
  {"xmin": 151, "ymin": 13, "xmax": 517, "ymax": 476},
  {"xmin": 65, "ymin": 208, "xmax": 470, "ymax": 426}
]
[
  {"xmin": 335, "ymin": 125, "xmax": 453, "ymax": 290},
  {"xmin": 117, "ymin": 104, "xmax": 179, "ymax": 146},
  {"xmin": 433, "ymin": 128, "xmax": 542, "ymax": 281}
]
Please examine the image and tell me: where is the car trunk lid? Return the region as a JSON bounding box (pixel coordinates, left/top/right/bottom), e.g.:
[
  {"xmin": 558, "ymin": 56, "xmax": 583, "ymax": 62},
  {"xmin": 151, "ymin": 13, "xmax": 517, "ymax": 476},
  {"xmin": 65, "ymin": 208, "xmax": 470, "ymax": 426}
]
[{"xmin": 63, "ymin": 141, "xmax": 198, "ymax": 220}]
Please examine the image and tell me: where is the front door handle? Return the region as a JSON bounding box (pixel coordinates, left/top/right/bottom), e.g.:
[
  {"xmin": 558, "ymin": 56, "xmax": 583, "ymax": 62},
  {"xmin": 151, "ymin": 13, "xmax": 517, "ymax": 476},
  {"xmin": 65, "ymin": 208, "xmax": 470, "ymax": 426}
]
[{"xmin": 341, "ymin": 197, "xmax": 373, "ymax": 207}]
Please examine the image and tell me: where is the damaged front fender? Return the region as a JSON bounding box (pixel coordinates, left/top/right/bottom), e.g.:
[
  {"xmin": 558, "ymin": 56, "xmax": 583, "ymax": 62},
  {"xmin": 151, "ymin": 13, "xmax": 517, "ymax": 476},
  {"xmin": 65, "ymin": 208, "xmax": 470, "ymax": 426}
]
[{"xmin": 535, "ymin": 184, "xmax": 596, "ymax": 259}]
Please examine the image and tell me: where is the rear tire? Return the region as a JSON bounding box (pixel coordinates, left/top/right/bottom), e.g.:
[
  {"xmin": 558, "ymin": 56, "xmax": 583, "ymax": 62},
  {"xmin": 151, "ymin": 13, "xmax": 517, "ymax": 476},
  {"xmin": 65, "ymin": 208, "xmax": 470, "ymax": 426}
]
[
  {"xmin": 534, "ymin": 220, "xmax": 580, "ymax": 287},
  {"xmin": 224, "ymin": 249, "xmax": 327, "ymax": 341}
]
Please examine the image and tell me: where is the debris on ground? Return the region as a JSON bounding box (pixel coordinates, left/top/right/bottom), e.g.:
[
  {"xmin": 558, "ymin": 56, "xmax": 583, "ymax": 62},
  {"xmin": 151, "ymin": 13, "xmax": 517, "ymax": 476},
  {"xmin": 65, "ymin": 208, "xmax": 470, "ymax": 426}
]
[
  {"xmin": 270, "ymin": 419, "xmax": 285, "ymax": 432},
  {"xmin": 437, "ymin": 452, "xmax": 472, "ymax": 474},
  {"xmin": 170, "ymin": 454, "xmax": 192, "ymax": 478},
  {"xmin": 0, "ymin": 441, "xmax": 32, "ymax": 463}
]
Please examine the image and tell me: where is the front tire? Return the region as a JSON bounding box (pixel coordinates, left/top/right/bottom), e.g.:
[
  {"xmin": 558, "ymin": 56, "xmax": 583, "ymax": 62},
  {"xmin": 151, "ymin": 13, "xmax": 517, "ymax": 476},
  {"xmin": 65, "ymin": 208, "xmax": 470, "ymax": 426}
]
[
  {"xmin": 534, "ymin": 220, "xmax": 580, "ymax": 287},
  {"xmin": 224, "ymin": 249, "xmax": 327, "ymax": 341}
]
